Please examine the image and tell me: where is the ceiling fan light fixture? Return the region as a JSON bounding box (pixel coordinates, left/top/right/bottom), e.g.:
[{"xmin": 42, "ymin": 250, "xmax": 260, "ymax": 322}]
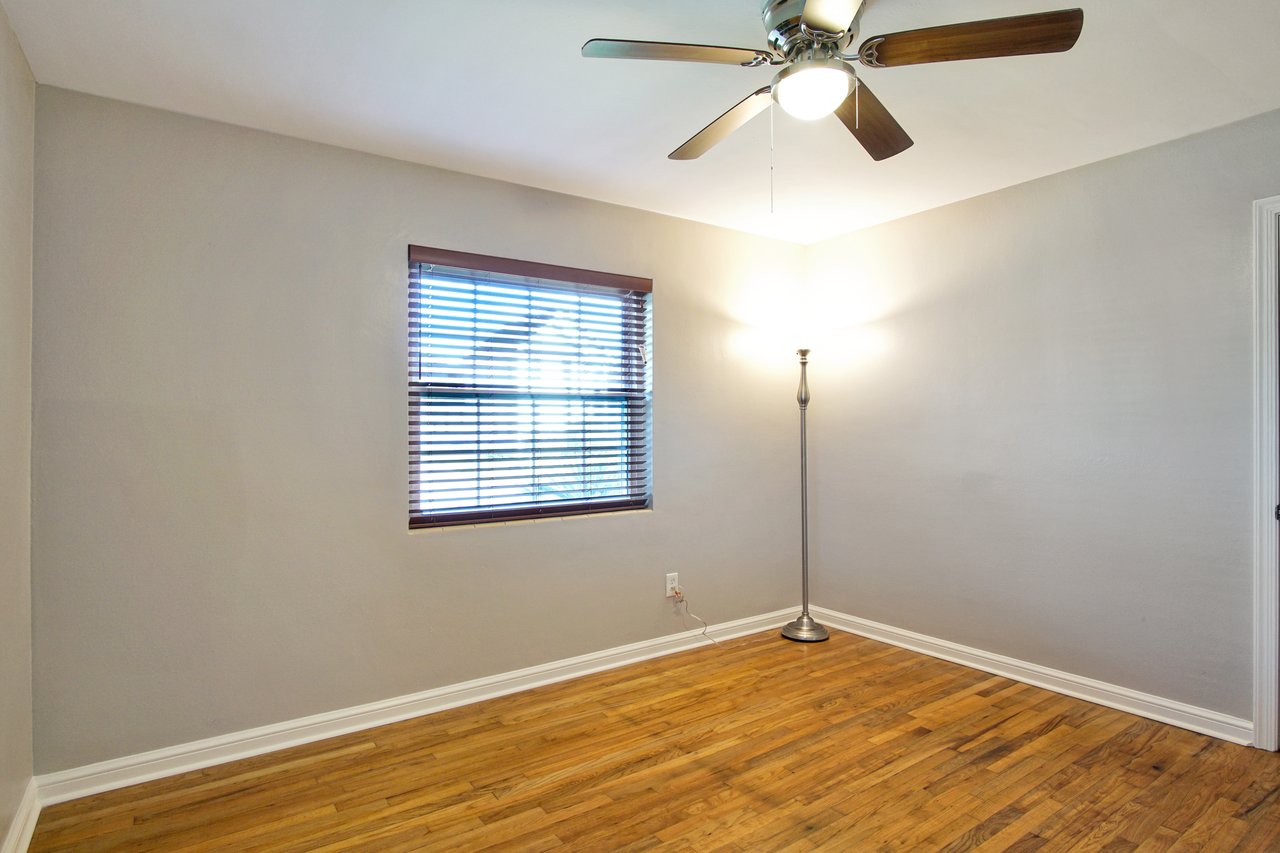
[{"xmin": 772, "ymin": 58, "xmax": 853, "ymax": 120}]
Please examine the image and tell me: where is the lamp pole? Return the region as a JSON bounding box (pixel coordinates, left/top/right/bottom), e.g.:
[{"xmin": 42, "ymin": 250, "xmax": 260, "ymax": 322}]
[{"xmin": 782, "ymin": 348, "xmax": 829, "ymax": 642}]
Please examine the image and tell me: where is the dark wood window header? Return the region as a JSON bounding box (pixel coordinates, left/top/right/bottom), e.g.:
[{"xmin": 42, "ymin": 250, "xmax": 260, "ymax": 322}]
[{"xmin": 408, "ymin": 246, "xmax": 652, "ymax": 294}]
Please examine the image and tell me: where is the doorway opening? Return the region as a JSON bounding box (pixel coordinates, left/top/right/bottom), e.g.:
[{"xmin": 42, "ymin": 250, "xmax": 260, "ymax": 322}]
[{"xmin": 1253, "ymin": 194, "xmax": 1280, "ymax": 750}]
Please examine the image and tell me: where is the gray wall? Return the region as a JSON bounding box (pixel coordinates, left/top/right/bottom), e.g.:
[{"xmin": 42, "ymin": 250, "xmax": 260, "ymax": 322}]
[
  {"xmin": 806, "ymin": 108, "xmax": 1280, "ymax": 719},
  {"xmin": 31, "ymin": 88, "xmax": 805, "ymax": 773},
  {"xmin": 0, "ymin": 0, "xmax": 33, "ymax": 834}
]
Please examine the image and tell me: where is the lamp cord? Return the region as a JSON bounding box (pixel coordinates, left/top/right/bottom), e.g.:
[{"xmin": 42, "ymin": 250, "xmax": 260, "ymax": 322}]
[{"xmin": 673, "ymin": 589, "xmax": 720, "ymax": 647}]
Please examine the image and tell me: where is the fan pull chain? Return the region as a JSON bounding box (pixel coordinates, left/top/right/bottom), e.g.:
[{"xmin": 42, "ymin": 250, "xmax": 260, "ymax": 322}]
[
  {"xmin": 855, "ymin": 75, "xmax": 860, "ymax": 129},
  {"xmin": 769, "ymin": 100, "xmax": 775, "ymax": 215}
]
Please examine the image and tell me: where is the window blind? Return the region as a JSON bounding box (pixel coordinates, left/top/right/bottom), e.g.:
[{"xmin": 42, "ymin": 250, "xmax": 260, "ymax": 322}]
[{"xmin": 409, "ymin": 248, "xmax": 652, "ymax": 528}]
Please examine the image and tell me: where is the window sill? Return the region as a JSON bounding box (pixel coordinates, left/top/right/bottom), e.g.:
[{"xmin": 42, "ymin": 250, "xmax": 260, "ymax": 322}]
[{"xmin": 407, "ymin": 507, "xmax": 653, "ymax": 535}]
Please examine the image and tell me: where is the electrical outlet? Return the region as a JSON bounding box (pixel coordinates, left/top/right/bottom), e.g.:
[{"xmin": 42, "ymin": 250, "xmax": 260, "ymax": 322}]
[{"xmin": 665, "ymin": 573, "xmax": 679, "ymax": 598}]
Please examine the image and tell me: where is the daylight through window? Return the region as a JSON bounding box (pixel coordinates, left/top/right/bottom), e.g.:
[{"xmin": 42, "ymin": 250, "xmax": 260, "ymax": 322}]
[{"xmin": 409, "ymin": 247, "xmax": 652, "ymax": 528}]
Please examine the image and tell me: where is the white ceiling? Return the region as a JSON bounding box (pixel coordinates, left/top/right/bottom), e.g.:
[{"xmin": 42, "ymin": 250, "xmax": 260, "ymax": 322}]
[{"xmin": 5, "ymin": 0, "xmax": 1280, "ymax": 244}]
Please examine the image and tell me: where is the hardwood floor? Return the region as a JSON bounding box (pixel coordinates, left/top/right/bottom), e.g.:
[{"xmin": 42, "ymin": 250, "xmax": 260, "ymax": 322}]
[{"xmin": 30, "ymin": 629, "xmax": 1280, "ymax": 851}]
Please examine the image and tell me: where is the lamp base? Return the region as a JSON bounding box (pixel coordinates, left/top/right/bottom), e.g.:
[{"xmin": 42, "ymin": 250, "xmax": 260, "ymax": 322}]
[{"xmin": 781, "ymin": 613, "xmax": 829, "ymax": 643}]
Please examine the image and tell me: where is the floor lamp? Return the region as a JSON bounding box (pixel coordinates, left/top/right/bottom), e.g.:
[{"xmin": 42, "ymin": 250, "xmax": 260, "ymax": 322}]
[{"xmin": 782, "ymin": 348, "xmax": 829, "ymax": 643}]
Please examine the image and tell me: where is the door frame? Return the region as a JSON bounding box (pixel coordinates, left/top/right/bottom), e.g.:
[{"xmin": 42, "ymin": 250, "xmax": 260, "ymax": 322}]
[{"xmin": 1253, "ymin": 194, "xmax": 1280, "ymax": 750}]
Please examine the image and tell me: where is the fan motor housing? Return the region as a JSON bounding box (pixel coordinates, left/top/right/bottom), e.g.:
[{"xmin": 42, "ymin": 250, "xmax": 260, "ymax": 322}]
[{"xmin": 761, "ymin": 0, "xmax": 856, "ymax": 57}]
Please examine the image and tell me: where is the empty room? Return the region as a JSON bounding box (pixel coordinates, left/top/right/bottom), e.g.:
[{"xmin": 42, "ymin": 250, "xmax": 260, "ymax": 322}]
[{"xmin": 5, "ymin": 0, "xmax": 1280, "ymax": 850}]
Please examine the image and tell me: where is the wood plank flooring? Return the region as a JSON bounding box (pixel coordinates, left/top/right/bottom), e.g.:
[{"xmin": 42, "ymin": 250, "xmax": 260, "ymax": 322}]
[{"xmin": 30, "ymin": 629, "xmax": 1280, "ymax": 851}]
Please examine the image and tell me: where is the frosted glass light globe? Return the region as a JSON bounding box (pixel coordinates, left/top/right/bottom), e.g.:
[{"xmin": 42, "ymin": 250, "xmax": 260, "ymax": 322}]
[{"xmin": 773, "ymin": 60, "xmax": 854, "ymax": 121}]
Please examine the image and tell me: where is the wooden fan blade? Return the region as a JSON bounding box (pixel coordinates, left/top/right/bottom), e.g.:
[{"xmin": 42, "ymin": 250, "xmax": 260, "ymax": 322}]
[
  {"xmin": 670, "ymin": 87, "xmax": 773, "ymax": 160},
  {"xmin": 833, "ymin": 80, "xmax": 913, "ymax": 161},
  {"xmin": 800, "ymin": 0, "xmax": 865, "ymax": 37},
  {"xmin": 582, "ymin": 39, "xmax": 773, "ymax": 67},
  {"xmin": 858, "ymin": 9, "xmax": 1083, "ymax": 68}
]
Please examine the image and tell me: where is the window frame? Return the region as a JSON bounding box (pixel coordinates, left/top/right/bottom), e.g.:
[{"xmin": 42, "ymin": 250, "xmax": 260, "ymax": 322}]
[{"xmin": 408, "ymin": 245, "xmax": 653, "ymax": 529}]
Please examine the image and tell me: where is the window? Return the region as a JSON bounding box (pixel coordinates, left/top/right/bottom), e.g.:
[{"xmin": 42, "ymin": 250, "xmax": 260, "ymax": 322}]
[{"xmin": 408, "ymin": 246, "xmax": 653, "ymax": 528}]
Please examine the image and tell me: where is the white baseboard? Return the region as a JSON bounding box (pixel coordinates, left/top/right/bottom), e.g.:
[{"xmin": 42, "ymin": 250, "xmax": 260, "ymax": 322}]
[
  {"xmin": 36, "ymin": 608, "xmax": 795, "ymax": 806},
  {"xmin": 34, "ymin": 602, "xmax": 1259, "ymax": 811},
  {"xmin": 810, "ymin": 606, "xmax": 1255, "ymax": 746},
  {"xmin": 1, "ymin": 780, "xmax": 39, "ymax": 853}
]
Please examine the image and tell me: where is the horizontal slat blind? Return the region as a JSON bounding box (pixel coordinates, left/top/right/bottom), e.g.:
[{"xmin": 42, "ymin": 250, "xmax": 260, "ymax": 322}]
[{"xmin": 409, "ymin": 251, "xmax": 652, "ymax": 528}]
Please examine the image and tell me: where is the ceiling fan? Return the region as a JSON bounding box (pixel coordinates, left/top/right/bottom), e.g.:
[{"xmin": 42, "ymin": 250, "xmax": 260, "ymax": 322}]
[{"xmin": 582, "ymin": 0, "xmax": 1084, "ymax": 162}]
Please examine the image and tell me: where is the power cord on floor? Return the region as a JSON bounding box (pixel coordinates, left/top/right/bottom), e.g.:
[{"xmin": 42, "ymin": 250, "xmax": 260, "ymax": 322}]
[{"xmin": 672, "ymin": 588, "xmax": 720, "ymax": 647}]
